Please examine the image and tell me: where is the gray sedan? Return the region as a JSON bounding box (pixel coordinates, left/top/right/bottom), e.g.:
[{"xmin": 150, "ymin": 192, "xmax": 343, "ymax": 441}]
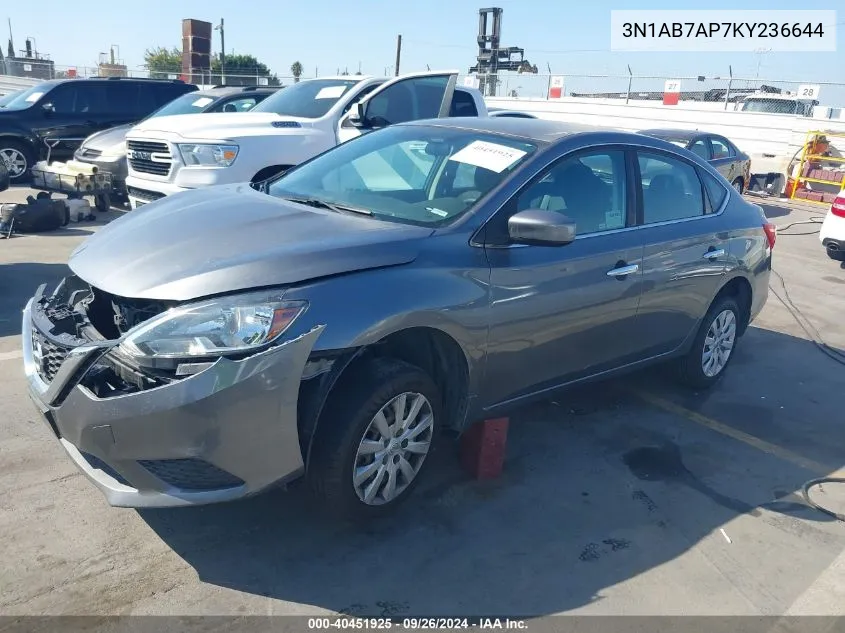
[
  {"xmin": 639, "ymin": 129, "xmax": 751, "ymax": 194},
  {"xmin": 21, "ymin": 118, "xmax": 775, "ymax": 518}
]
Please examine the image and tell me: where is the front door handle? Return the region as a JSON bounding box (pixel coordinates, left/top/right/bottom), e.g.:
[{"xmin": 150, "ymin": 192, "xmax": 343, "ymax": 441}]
[
  {"xmin": 702, "ymin": 248, "xmax": 726, "ymax": 260},
  {"xmin": 606, "ymin": 263, "xmax": 639, "ymax": 277}
]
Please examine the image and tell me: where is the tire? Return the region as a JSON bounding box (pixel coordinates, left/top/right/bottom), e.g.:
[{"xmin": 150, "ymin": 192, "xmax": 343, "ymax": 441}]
[
  {"xmin": 0, "ymin": 140, "xmax": 35, "ymax": 183},
  {"xmin": 826, "ymin": 248, "xmax": 845, "ymax": 262},
  {"xmin": 676, "ymin": 295, "xmax": 742, "ymax": 390},
  {"xmin": 731, "ymin": 178, "xmax": 744, "ymax": 194},
  {"xmin": 94, "ymin": 193, "xmax": 111, "ymax": 213},
  {"xmin": 308, "ymin": 357, "xmax": 442, "ymax": 520}
]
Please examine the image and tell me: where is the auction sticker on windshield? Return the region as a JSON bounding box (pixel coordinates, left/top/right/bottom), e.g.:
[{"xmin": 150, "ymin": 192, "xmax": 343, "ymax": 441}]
[
  {"xmin": 315, "ymin": 86, "xmax": 348, "ymax": 99},
  {"xmin": 449, "ymin": 141, "xmax": 527, "ymax": 173},
  {"xmin": 25, "ymin": 92, "xmax": 44, "ymax": 103},
  {"xmin": 192, "ymin": 97, "xmax": 214, "ymax": 107}
]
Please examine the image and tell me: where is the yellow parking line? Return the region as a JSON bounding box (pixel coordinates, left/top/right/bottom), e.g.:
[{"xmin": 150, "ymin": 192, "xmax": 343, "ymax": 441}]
[{"xmin": 635, "ymin": 391, "xmax": 844, "ymax": 478}]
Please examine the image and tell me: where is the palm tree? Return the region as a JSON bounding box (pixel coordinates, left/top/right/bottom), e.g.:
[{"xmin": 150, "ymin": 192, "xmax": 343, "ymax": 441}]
[{"xmin": 290, "ymin": 61, "xmax": 303, "ymax": 83}]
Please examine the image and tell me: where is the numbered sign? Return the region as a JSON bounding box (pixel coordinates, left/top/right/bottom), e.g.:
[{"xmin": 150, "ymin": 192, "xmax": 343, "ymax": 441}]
[
  {"xmin": 548, "ymin": 76, "xmax": 564, "ymax": 99},
  {"xmin": 797, "ymin": 84, "xmax": 821, "ymax": 100},
  {"xmin": 663, "ymin": 79, "xmax": 681, "ymax": 105},
  {"xmin": 258, "ymin": 77, "xmax": 269, "ymax": 86}
]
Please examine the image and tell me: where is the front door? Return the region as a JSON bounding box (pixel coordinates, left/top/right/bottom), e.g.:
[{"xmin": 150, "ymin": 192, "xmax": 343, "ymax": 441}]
[
  {"xmin": 481, "ymin": 147, "xmax": 646, "ymax": 408},
  {"xmin": 336, "ymin": 71, "xmax": 458, "ymax": 145},
  {"xmin": 31, "ymin": 83, "xmax": 109, "ymax": 161},
  {"xmin": 634, "ymin": 149, "xmax": 728, "ymax": 357}
]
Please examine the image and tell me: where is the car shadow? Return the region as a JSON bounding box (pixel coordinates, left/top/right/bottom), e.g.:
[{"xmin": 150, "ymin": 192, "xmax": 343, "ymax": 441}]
[
  {"xmin": 0, "ymin": 263, "xmax": 71, "ymax": 337},
  {"xmin": 138, "ymin": 325, "xmax": 844, "ymax": 617}
]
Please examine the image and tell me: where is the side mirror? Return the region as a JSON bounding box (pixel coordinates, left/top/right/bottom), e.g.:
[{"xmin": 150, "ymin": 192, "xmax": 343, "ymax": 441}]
[
  {"xmin": 507, "ymin": 208, "xmax": 577, "ymax": 246},
  {"xmin": 41, "ymin": 103, "xmax": 55, "ymax": 116},
  {"xmin": 347, "ymin": 102, "xmax": 368, "ymax": 128}
]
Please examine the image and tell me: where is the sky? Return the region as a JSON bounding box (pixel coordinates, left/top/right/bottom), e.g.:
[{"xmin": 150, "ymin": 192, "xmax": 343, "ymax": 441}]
[{"xmin": 3, "ymin": 0, "xmax": 844, "ymax": 102}]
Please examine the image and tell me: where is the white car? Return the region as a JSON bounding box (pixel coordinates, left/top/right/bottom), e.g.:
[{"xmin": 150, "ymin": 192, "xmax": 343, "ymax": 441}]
[
  {"xmin": 820, "ymin": 189, "xmax": 845, "ymax": 261},
  {"xmin": 123, "ymin": 70, "xmax": 490, "ymax": 209}
]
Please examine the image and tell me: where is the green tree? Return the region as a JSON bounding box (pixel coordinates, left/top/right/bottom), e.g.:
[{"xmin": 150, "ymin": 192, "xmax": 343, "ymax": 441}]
[
  {"xmin": 144, "ymin": 46, "xmax": 182, "ymax": 78},
  {"xmin": 290, "ymin": 61, "xmax": 303, "ymax": 83},
  {"xmin": 212, "ymin": 53, "xmax": 279, "ymax": 86}
]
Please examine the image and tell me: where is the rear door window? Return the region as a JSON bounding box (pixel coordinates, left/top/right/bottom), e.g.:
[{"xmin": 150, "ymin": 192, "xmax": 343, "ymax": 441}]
[
  {"xmin": 688, "ymin": 138, "xmax": 710, "ymax": 160},
  {"xmin": 106, "ymin": 82, "xmax": 140, "ymax": 116},
  {"xmin": 638, "ymin": 152, "xmax": 706, "ymax": 223}
]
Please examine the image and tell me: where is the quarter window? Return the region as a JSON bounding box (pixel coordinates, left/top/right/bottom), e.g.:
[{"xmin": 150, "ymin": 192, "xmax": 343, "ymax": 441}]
[
  {"xmin": 638, "ymin": 152, "xmax": 705, "ymax": 223},
  {"xmin": 515, "ymin": 150, "xmax": 628, "ymax": 235},
  {"xmin": 701, "ymin": 170, "xmax": 728, "ymax": 211}
]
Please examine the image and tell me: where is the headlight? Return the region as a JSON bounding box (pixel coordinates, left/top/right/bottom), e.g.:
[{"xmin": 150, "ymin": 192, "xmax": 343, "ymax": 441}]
[
  {"xmin": 177, "ymin": 143, "xmax": 239, "ymax": 167},
  {"xmin": 100, "ymin": 141, "xmax": 126, "ymax": 158},
  {"xmin": 119, "ymin": 293, "xmax": 307, "ymax": 360}
]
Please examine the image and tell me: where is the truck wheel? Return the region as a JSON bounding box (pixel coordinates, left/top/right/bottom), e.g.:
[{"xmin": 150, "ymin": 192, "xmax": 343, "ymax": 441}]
[
  {"xmin": 308, "ymin": 357, "xmax": 442, "ymax": 520},
  {"xmin": 731, "ymin": 178, "xmax": 744, "ymax": 194},
  {"xmin": 0, "ymin": 140, "xmax": 35, "ymax": 183},
  {"xmin": 676, "ymin": 295, "xmax": 741, "ymax": 390}
]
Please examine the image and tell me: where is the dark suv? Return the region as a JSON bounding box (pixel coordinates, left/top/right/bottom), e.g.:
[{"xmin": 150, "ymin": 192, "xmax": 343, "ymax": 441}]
[
  {"xmin": 74, "ymin": 86, "xmax": 279, "ymax": 201},
  {"xmin": 0, "ymin": 77, "xmax": 197, "ymax": 183}
]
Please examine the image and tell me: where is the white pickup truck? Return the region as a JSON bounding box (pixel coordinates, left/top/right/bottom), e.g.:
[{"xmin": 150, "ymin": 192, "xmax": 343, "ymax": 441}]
[{"xmin": 124, "ymin": 70, "xmax": 490, "ymax": 208}]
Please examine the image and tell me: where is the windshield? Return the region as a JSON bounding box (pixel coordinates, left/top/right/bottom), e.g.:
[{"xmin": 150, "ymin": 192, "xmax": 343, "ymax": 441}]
[
  {"xmin": 268, "ymin": 125, "xmax": 538, "ymax": 226},
  {"xmin": 741, "ymin": 99, "xmax": 804, "ymax": 115},
  {"xmin": 0, "ymin": 84, "xmax": 50, "ymax": 111},
  {"xmin": 0, "ymin": 91, "xmax": 22, "ymax": 107},
  {"xmin": 252, "ymin": 79, "xmax": 362, "ymax": 119},
  {"xmin": 144, "ymin": 92, "xmax": 219, "ymax": 119}
]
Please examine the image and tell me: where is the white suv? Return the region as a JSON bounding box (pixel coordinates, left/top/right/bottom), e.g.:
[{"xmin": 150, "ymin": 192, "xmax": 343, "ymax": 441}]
[{"xmin": 124, "ymin": 71, "xmax": 488, "ymax": 209}]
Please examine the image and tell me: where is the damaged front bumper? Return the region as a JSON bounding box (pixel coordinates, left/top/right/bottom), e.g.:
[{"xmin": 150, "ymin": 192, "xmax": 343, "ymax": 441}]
[{"xmin": 21, "ymin": 281, "xmax": 324, "ymax": 508}]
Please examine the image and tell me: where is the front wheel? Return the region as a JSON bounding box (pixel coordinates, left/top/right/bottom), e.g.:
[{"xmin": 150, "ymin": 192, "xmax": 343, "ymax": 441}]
[
  {"xmin": 676, "ymin": 296, "xmax": 741, "ymax": 389},
  {"xmin": 0, "ymin": 140, "xmax": 35, "ymax": 183},
  {"xmin": 308, "ymin": 358, "xmax": 442, "ymax": 520}
]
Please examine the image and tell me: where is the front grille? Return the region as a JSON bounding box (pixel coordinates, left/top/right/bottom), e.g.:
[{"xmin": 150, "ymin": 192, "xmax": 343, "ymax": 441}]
[
  {"xmin": 127, "ymin": 140, "xmax": 171, "ymax": 176},
  {"xmin": 81, "ymin": 452, "xmax": 131, "ymax": 486},
  {"xmin": 127, "ymin": 186, "xmax": 165, "ymax": 203},
  {"xmin": 139, "ymin": 458, "xmax": 245, "ymax": 491},
  {"xmin": 31, "ymin": 330, "xmax": 71, "ymax": 383}
]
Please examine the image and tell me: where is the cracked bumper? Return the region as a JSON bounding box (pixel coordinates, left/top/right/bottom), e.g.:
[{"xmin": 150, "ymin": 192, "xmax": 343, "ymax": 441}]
[{"xmin": 22, "ymin": 292, "xmax": 324, "ymax": 508}]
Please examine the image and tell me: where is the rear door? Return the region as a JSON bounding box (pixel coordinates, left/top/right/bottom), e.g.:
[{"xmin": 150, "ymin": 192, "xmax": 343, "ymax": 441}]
[
  {"xmin": 634, "ymin": 149, "xmax": 728, "ymax": 357},
  {"xmin": 336, "ymin": 70, "xmax": 458, "ymax": 144}
]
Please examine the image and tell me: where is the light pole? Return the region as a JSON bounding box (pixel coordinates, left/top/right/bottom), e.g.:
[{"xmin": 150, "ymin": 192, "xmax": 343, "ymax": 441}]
[{"xmin": 215, "ymin": 19, "xmax": 225, "ymax": 85}]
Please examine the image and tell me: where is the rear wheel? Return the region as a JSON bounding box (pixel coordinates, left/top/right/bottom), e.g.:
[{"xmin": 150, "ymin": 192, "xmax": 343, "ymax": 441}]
[
  {"xmin": 826, "ymin": 246, "xmax": 845, "ymax": 262},
  {"xmin": 676, "ymin": 295, "xmax": 741, "ymax": 389},
  {"xmin": 308, "ymin": 357, "xmax": 442, "ymax": 520},
  {"xmin": 731, "ymin": 178, "xmax": 744, "ymax": 194}
]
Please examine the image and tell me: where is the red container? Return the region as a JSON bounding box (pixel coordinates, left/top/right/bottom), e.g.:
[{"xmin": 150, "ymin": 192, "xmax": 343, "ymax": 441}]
[{"xmin": 460, "ymin": 418, "xmax": 509, "ymax": 480}]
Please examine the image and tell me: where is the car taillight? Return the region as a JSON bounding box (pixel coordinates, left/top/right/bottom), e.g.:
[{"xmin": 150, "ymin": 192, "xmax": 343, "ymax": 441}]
[
  {"xmin": 831, "ymin": 195, "xmax": 845, "ymax": 219},
  {"xmin": 763, "ymin": 222, "xmax": 777, "ymax": 250}
]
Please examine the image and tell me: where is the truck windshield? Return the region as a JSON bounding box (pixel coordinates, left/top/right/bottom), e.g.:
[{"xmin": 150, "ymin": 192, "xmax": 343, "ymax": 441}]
[
  {"xmin": 252, "ymin": 79, "xmax": 363, "ymax": 119},
  {"xmin": 268, "ymin": 125, "xmax": 538, "ymax": 227}
]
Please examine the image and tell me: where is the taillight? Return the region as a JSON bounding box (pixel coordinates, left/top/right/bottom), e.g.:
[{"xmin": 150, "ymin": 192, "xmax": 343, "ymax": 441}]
[
  {"xmin": 763, "ymin": 222, "xmax": 777, "ymax": 250},
  {"xmin": 831, "ymin": 195, "xmax": 845, "ymax": 219}
]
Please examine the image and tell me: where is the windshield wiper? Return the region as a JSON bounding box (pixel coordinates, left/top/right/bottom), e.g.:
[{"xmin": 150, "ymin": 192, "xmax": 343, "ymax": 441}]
[{"xmin": 282, "ymin": 197, "xmax": 372, "ymax": 216}]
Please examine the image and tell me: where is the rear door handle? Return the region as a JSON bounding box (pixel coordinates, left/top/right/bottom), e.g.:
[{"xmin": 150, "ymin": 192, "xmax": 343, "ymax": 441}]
[
  {"xmin": 606, "ymin": 263, "xmax": 639, "ymax": 277},
  {"xmin": 702, "ymin": 249, "xmax": 726, "ymax": 259}
]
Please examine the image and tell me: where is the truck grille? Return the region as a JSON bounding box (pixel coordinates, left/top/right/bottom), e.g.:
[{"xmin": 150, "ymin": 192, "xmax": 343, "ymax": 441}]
[
  {"xmin": 31, "ymin": 330, "xmax": 71, "ymax": 383},
  {"xmin": 127, "ymin": 140, "xmax": 171, "ymax": 176}
]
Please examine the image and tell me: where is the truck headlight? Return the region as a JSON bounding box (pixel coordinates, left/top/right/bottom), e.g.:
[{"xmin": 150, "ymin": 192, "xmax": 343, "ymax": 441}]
[
  {"xmin": 177, "ymin": 143, "xmax": 239, "ymax": 167},
  {"xmin": 119, "ymin": 293, "xmax": 307, "ymax": 360}
]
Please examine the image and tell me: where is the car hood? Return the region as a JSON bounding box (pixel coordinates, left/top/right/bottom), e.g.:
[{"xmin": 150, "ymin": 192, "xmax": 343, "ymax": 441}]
[
  {"xmin": 69, "ymin": 185, "xmax": 432, "ymax": 301},
  {"xmin": 127, "ymin": 112, "xmax": 318, "ymax": 141},
  {"xmin": 79, "ymin": 124, "xmax": 132, "ymax": 152}
]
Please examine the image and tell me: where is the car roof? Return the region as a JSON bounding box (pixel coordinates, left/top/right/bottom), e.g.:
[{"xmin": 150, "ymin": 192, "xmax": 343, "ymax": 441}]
[
  {"xmin": 35, "ymin": 77, "xmax": 186, "ymax": 89},
  {"xmin": 639, "ymin": 128, "xmax": 709, "ymax": 142},
  {"xmin": 402, "ymin": 117, "xmax": 608, "ymax": 143}
]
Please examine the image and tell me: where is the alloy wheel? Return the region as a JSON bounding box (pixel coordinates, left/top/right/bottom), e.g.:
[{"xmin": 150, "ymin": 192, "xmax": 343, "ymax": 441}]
[
  {"xmin": 0, "ymin": 148, "xmax": 27, "ymax": 178},
  {"xmin": 701, "ymin": 309, "xmax": 737, "ymax": 377},
  {"xmin": 352, "ymin": 392, "xmax": 434, "ymax": 505}
]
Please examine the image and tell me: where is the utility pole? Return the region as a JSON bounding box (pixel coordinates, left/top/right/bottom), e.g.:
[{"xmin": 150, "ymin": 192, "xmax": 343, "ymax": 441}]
[
  {"xmin": 394, "ymin": 34, "xmax": 402, "ymax": 76},
  {"xmin": 215, "ymin": 18, "xmax": 225, "ymax": 85}
]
